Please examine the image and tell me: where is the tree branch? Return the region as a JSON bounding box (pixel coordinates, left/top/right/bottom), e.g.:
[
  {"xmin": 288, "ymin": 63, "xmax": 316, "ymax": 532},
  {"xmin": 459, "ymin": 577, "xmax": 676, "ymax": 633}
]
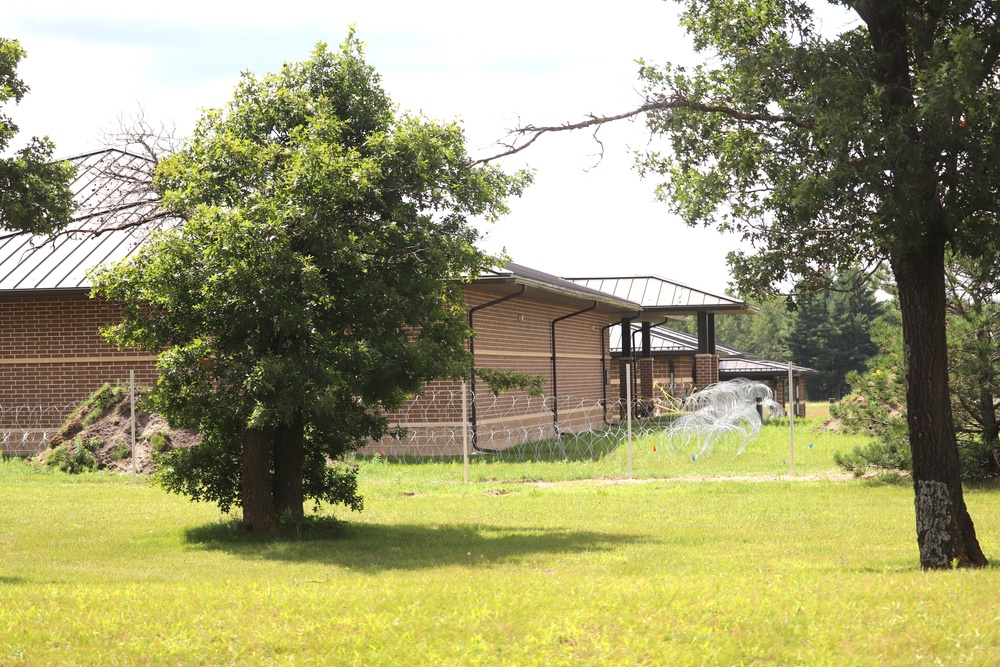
[{"xmin": 469, "ymin": 96, "xmax": 815, "ymax": 167}]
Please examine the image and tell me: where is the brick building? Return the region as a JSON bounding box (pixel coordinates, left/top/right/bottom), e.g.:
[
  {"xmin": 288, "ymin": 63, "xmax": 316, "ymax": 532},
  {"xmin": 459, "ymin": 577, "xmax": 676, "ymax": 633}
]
[
  {"xmin": 1, "ymin": 149, "xmax": 770, "ymax": 455},
  {"xmin": 0, "ymin": 149, "xmax": 163, "ymax": 452},
  {"xmin": 606, "ymin": 324, "xmax": 815, "ymax": 417}
]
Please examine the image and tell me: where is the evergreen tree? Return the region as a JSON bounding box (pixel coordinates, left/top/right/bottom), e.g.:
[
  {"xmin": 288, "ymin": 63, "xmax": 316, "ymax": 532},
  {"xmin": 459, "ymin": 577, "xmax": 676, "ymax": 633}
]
[
  {"xmin": 789, "ymin": 271, "xmax": 887, "ymax": 400},
  {"xmin": 834, "ymin": 253, "xmax": 1000, "ymax": 479}
]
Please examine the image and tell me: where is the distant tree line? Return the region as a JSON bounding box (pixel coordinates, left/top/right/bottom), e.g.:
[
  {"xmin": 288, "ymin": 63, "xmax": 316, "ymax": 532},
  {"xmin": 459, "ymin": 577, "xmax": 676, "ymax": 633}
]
[
  {"xmin": 833, "ymin": 254, "xmax": 1000, "ymax": 481},
  {"xmin": 675, "ymin": 268, "xmax": 889, "ymax": 401}
]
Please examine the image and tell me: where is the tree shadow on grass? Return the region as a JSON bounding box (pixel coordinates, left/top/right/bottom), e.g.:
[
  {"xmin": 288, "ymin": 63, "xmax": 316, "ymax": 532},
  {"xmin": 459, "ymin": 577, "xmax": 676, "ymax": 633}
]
[{"xmin": 184, "ymin": 518, "xmax": 641, "ymax": 571}]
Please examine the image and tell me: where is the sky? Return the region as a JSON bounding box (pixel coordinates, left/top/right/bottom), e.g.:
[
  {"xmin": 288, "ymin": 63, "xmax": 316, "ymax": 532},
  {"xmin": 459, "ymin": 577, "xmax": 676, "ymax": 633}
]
[{"xmin": 3, "ymin": 1, "xmax": 852, "ymax": 296}]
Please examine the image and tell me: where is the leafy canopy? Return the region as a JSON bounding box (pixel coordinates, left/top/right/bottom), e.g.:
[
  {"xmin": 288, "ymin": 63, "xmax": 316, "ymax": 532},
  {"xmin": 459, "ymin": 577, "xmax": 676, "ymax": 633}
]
[
  {"xmin": 92, "ymin": 34, "xmax": 530, "ymax": 514},
  {"xmin": 637, "ymin": 0, "xmax": 1000, "ymax": 297},
  {"xmin": 0, "ymin": 38, "xmax": 74, "ymax": 235}
]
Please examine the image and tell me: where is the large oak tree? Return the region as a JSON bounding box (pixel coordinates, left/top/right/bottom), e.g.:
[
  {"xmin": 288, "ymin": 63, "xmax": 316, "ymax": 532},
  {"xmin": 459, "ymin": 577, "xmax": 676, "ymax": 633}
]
[
  {"xmin": 92, "ymin": 34, "xmax": 529, "ymax": 533},
  {"xmin": 488, "ymin": 0, "xmax": 999, "ymax": 568}
]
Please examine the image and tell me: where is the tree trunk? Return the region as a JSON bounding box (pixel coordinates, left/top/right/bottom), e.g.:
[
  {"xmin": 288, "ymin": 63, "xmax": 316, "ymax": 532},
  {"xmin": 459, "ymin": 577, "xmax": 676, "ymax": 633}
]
[
  {"xmin": 892, "ymin": 243, "xmax": 987, "ymax": 569},
  {"xmin": 272, "ymin": 408, "xmax": 305, "ymax": 520},
  {"xmin": 241, "ymin": 426, "xmax": 277, "ymax": 534}
]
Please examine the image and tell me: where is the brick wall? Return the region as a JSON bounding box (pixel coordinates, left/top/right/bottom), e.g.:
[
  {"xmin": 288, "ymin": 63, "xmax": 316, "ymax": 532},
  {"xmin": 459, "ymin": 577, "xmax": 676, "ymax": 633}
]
[
  {"xmin": 0, "ymin": 294, "xmax": 157, "ymax": 450},
  {"xmin": 694, "ymin": 354, "xmax": 720, "ymax": 390},
  {"xmin": 1, "ymin": 289, "xmax": 618, "ymax": 457}
]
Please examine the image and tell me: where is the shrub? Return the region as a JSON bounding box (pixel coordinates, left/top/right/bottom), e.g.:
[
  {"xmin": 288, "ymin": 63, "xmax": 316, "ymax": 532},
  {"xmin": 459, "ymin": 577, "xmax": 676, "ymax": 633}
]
[
  {"xmin": 45, "ymin": 436, "xmax": 99, "ymax": 474},
  {"xmin": 957, "ymin": 436, "xmax": 1000, "ymax": 481},
  {"xmin": 148, "ymin": 431, "xmax": 171, "ymax": 454},
  {"xmin": 833, "ymin": 438, "xmax": 911, "ymax": 477},
  {"xmin": 109, "ymin": 440, "xmax": 132, "ymax": 461}
]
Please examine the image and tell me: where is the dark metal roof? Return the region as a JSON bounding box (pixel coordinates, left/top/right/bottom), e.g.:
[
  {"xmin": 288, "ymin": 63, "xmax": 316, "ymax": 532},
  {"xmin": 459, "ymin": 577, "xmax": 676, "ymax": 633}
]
[
  {"xmin": 0, "ymin": 149, "xmax": 175, "ymax": 294},
  {"xmin": 566, "ymin": 275, "xmax": 755, "ymax": 315},
  {"xmin": 609, "ymin": 323, "xmax": 743, "ymax": 357},
  {"xmin": 720, "ymin": 358, "xmax": 817, "ymax": 375}
]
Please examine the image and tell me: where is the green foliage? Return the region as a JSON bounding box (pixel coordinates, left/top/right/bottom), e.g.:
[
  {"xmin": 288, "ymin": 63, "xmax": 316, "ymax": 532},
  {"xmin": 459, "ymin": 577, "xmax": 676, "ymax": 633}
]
[
  {"xmin": 92, "ymin": 32, "xmax": 529, "ymax": 521},
  {"xmin": 148, "ymin": 431, "xmax": 171, "ymax": 453},
  {"xmin": 833, "ymin": 258, "xmax": 1000, "ymax": 480},
  {"xmin": 475, "ymin": 367, "xmax": 545, "ymax": 396},
  {"xmin": 0, "ymin": 38, "xmax": 75, "ymax": 235},
  {"xmin": 789, "ymin": 270, "xmax": 888, "ymax": 399},
  {"xmin": 833, "ymin": 439, "xmax": 912, "ymax": 478},
  {"xmin": 945, "ymin": 253, "xmax": 1000, "ymax": 478},
  {"xmin": 80, "ymin": 382, "xmax": 127, "ymax": 426},
  {"xmin": 45, "ymin": 435, "xmax": 99, "ymax": 473},
  {"xmin": 108, "ymin": 439, "xmax": 131, "ymax": 461},
  {"xmin": 638, "ymin": 2, "xmax": 1000, "ymax": 295}
]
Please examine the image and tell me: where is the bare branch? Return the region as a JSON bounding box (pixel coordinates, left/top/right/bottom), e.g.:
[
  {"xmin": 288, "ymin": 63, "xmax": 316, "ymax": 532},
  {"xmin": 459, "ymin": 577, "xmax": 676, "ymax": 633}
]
[
  {"xmin": 470, "ymin": 95, "xmax": 814, "ymax": 167},
  {"xmin": 3, "ymin": 106, "xmax": 186, "ymax": 248}
]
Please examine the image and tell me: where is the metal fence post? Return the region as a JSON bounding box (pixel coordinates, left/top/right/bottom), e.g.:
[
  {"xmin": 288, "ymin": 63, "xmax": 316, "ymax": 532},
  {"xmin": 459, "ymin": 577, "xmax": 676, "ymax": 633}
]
[
  {"xmin": 626, "ymin": 362, "xmax": 633, "ymax": 479},
  {"xmin": 462, "ymin": 379, "xmax": 469, "ymax": 484},
  {"xmin": 130, "ymin": 369, "xmax": 136, "ymax": 482},
  {"xmin": 788, "ymin": 361, "xmax": 795, "ymax": 475}
]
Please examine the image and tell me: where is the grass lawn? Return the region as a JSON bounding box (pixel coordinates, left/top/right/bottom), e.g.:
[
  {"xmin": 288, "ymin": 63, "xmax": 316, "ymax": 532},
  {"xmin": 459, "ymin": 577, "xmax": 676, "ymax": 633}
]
[{"xmin": 3, "ymin": 420, "xmax": 1000, "ymax": 665}]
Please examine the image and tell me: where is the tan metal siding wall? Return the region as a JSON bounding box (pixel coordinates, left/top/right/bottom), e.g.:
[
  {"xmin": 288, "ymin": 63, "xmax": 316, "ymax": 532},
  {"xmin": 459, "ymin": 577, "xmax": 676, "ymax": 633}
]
[{"xmin": 374, "ymin": 287, "xmax": 611, "ymax": 454}]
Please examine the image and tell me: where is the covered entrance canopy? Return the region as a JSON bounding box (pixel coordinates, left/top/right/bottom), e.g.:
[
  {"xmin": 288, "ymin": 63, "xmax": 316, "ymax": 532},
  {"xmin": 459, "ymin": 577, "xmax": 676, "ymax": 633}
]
[{"xmin": 566, "ymin": 275, "xmax": 755, "ymax": 358}]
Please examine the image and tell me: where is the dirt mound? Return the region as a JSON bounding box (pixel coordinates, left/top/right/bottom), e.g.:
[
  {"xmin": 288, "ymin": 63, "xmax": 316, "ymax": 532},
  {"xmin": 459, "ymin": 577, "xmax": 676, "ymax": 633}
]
[{"xmin": 34, "ymin": 383, "xmax": 200, "ymax": 474}]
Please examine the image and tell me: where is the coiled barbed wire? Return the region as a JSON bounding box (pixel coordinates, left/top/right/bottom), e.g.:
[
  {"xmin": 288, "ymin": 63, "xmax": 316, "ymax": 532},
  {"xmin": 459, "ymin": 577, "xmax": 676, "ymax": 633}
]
[{"xmin": 667, "ymin": 379, "xmax": 784, "ymax": 457}]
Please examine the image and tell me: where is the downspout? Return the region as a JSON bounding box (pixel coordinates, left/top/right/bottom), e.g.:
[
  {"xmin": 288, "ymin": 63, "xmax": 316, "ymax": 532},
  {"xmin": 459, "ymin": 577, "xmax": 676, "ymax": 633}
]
[
  {"xmin": 467, "ymin": 285, "xmax": 526, "ymax": 452},
  {"xmin": 551, "ymin": 301, "xmax": 598, "ymax": 433},
  {"xmin": 601, "ymin": 322, "xmax": 612, "ymax": 425}
]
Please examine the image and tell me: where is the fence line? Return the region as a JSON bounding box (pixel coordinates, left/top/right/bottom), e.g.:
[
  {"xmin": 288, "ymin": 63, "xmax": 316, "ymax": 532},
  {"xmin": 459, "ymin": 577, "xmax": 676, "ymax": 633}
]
[
  {"xmin": 4, "ymin": 381, "xmax": 782, "ymax": 469},
  {"xmin": 365, "ymin": 390, "xmax": 681, "ymax": 463},
  {"xmin": 0, "ymin": 404, "xmax": 80, "ymax": 456}
]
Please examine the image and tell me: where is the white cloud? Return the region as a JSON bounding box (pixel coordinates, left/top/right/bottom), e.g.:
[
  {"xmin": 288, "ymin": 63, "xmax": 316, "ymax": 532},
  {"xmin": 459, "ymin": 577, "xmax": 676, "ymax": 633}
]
[{"xmin": 3, "ymin": 0, "xmax": 747, "ymax": 293}]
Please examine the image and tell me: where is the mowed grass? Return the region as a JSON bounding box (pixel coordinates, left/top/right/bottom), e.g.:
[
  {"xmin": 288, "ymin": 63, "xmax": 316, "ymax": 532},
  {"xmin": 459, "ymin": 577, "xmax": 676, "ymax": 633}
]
[{"xmin": 4, "ymin": 421, "xmax": 1000, "ymax": 665}]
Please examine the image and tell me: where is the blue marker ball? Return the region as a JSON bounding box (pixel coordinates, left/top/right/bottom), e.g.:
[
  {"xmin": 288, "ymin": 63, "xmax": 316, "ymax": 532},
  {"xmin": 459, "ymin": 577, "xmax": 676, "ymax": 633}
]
[{"xmin": 691, "ymin": 454, "xmax": 696, "ymax": 462}]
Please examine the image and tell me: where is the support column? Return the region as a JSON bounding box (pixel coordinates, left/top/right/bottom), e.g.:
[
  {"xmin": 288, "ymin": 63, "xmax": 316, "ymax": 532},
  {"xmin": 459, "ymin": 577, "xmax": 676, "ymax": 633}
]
[
  {"xmin": 638, "ymin": 321, "xmax": 654, "ymax": 401},
  {"xmin": 618, "ymin": 358, "xmax": 633, "ymax": 420},
  {"xmin": 694, "ymin": 354, "xmax": 719, "ymax": 390},
  {"xmin": 618, "ymin": 319, "xmax": 634, "ymax": 419}
]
